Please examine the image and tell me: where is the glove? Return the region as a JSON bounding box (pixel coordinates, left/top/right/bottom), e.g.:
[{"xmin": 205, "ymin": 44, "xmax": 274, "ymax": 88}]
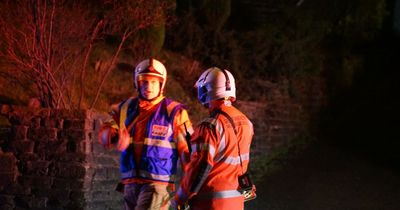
[
  {"xmin": 170, "ymin": 198, "xmax": 187, "ymax": 210},
  {"xmin": 98, "ymin": 125, "xmax": 116, "ymax": 148}
]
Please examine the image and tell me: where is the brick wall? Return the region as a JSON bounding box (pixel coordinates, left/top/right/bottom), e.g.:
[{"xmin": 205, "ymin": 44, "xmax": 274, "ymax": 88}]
[{"xmin": 0, "ymin": 106, "xmax": 122, "ymax": 210}]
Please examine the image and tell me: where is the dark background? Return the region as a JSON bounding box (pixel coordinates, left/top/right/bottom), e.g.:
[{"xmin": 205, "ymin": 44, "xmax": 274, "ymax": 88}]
[{"xmin": 1, "ymin": 0, "xmax": 400, "ymax": 209}]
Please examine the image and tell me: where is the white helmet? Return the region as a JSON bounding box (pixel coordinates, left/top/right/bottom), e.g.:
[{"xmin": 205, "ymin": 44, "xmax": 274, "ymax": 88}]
[
  {"xmin": 195, "ymin": 67, "xmax": 236, "ymax": 105},
  {"xmin": 134, "ymin": 58, "xmax": 167, "ymax": 93}
]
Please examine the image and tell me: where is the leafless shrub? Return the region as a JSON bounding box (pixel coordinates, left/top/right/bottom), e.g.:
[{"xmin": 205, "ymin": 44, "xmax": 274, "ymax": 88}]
[{"xmin": 0, "ymin": 0, "xmax": 173, "ymax": 109}]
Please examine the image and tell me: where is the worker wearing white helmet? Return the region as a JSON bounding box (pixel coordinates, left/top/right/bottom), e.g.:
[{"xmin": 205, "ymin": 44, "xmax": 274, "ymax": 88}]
[
  {"xmin": 173, "ymin": 67, "xmax": 255, "ymax": 210},
  {"xmin": 134, "ymin": 58, "xmax": 167, "ymax": 100},
  {"xmin": 99, "ymin": 58, "xmax": 193, "ymax": 210}
]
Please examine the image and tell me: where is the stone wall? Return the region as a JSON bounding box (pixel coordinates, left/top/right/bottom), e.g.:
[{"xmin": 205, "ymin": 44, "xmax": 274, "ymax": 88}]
[
  {"xmin": 0, "ymin": 76, "xmax": 326, "ymax": 210},
  {"xmin": 237, "ymin": 76, "xmax": 327, "ymax": 157},
  {"xmin": 0, "ymin": 106, "xmax": 122, "ymax": 210}
]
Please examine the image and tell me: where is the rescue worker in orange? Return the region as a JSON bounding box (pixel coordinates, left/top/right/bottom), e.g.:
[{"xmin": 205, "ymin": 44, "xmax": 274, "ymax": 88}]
[
  {"xmin": 98, "ymin": 58, "xmax": 193, "ymax": 210},
  {"xmin": 173, "ymin": 67, "xmax": 254, "ymax": 210}
]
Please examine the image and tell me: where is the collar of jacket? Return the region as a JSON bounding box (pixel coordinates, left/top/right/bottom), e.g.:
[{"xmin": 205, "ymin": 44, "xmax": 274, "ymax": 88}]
[
  {"xmin": 138, "ymin": 95, "xmax": 165, "ymax": 110},
  {"xmin": 209, "ymin": 99, "xmax": 232, "ymax": 114}
]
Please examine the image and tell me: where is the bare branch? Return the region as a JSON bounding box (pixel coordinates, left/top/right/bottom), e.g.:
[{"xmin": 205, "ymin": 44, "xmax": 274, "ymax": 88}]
[
  {"xmin": 78, "ymin": 19, "xmax": 105, "ymax": 109},
  {"xmin": 89, "ymin": 29, "xmax": 133, "ymax": 109},
  {"xmin": 1, "ymin": 0, "xmax": 172, "ymax": 109}
]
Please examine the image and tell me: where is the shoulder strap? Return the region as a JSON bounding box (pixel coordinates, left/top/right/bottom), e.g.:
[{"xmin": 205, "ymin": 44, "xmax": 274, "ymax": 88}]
[
  {"xmin": 214, "ymin": 109, "xmax": 244, "ymax": 173},
  {"xmin": 183, "ymin": 122, "xmax": 192, "ymax": 154},
  {"xmin": 215, "ymin": 109, "xmax": 237, "ymax": 135}
]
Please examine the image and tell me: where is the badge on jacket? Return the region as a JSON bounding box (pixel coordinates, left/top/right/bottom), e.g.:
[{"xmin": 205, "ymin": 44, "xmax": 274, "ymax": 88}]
[{"xmin": 152, "ymin": 125, "xmax": 169, "ymax": 137}]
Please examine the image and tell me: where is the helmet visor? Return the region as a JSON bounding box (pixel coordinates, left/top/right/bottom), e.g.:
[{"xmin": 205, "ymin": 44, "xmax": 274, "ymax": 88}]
[{"xmin": 197, "ymin": 84, "xmax": 208, "ymax": 105}]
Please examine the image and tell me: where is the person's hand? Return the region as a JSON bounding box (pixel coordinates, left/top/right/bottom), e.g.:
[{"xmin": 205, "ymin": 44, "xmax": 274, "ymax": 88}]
[
  {"xmin": 117, "ymin": 127, "xmax": 130, "ymax": 151},
  {"xmin": 170, "ymin": 198, "xmax": 186, "ymax": 210}
]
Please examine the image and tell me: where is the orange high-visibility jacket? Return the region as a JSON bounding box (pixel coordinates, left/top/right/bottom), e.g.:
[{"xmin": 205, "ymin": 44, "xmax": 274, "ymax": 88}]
[
  {"xmin": 175, "ymin": 104, "xmax": 254, "ymax": 210},
  {"xmin": 99, "ymin": 97, "xmax": 193, "ymax": 187}
]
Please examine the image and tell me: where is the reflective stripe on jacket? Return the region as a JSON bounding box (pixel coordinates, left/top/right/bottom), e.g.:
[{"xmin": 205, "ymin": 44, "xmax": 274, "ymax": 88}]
[
  {"xmin": 176, "ymin": 104, "xmax": 254, "ymax": 209},
  {"xmin": 118, "ymin": 97, "xmax": 185, "ymax": 183}
]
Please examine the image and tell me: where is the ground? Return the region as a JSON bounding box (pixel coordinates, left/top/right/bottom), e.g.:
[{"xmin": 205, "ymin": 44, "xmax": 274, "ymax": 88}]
[{"xmin": 245, "ymin": 142, "xmax": 400, "ymax": 210}]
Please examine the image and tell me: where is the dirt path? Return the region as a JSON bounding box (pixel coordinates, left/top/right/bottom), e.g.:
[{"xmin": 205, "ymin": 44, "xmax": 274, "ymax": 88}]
[{"xmin": 245, "ymin": 143, "xmax": 400, "ymax": 210}]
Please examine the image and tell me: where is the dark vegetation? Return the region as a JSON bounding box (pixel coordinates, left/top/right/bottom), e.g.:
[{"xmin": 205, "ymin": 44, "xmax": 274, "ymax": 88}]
[
  {"xmin": 322, "ymin": 34, "xmax": 400, "ymax": 168},
  {"xmin": 1, "ymin": 0, "xmax": 399, "ymax": 183},
  {"xmin": 0, "ymin": 0, "xmax": 390, "ymax": 108}
]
